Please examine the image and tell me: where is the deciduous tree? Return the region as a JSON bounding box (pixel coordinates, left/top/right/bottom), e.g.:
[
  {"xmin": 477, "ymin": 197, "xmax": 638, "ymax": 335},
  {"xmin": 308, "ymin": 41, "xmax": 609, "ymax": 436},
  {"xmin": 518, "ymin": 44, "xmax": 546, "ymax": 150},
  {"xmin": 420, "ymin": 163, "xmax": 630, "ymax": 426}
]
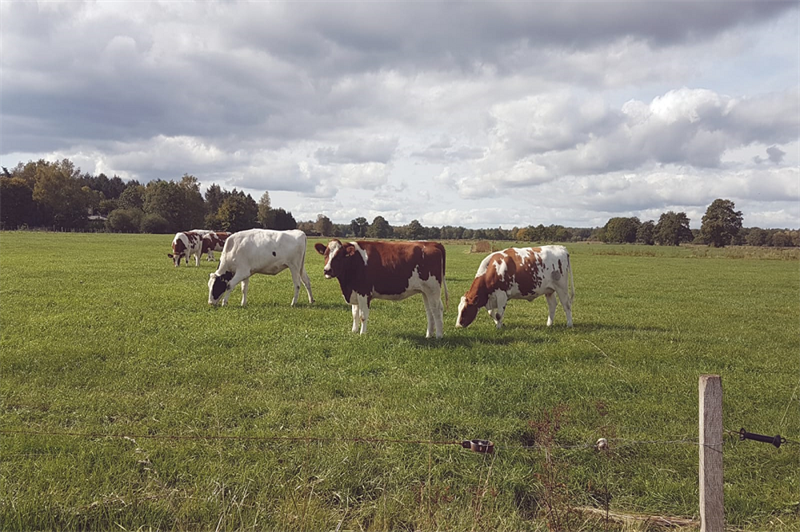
[
  {"xmin": 350, "ymin": 217, "xmax": 369, "ymax": 238},
  {"xmin": 257, "ymin": 191, "xmax": 272, "ymax": 228},
  {"xmin": 367, "ymin": 216, "xmax": 392, "ymax": 238},
  {"xmin": 602, "ymin": 217, "xmax": 640, "ymax": 243},
  {"xmin": 315, "ymin": 214, "xmax": 334, "ymax": 236},
  {"xmin": 0, "ymin": 177, "xmax": 35, "ymax": 228},
  {"xmin": 654, "ymin": 212, "xmax": 693, "ymax": 246},
  {"xmin": 700, "ymin": 199, "xmax": 743, "ymax": 247},
  {"xmin": 216, "ymin": 191, "xmax": 258, "ymax": 232}
]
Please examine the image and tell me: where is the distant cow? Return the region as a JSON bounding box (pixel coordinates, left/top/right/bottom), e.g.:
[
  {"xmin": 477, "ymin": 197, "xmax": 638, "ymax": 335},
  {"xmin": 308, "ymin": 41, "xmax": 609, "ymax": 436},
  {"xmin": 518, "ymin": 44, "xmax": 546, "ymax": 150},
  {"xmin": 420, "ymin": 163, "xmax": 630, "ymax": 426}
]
[
  {"xmin": 208, "ymin": 229, "xmax": 314, "ymax": 307},
  {"xmin": 314, "ymin": 240, "xmax": 448, "ymax": 338},
  {"xmin": 456, "ymin": 246, "xmax": 574, "ymax": 329},
  {"xmin": 201, "ymin": 232, "xmax": 230, "ymax": 261},
  {"xmin": 168, "ymin": 231, "xmax": 203, "ymax": 267}
]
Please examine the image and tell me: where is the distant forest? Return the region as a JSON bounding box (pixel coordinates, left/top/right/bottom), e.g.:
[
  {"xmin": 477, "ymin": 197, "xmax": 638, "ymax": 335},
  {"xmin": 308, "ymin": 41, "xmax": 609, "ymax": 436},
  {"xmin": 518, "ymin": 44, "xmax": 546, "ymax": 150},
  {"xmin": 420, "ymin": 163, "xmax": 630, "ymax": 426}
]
[{"xmin": 2, "ymin": 159, "xmax": 797, "ymax": 247}]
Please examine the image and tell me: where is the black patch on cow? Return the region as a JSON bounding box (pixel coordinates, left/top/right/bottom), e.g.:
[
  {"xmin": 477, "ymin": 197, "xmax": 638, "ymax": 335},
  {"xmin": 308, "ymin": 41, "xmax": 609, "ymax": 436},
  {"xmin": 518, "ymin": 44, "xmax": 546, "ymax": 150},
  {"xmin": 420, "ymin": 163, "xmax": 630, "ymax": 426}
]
[
  {"xmin": 211, "ymin": 271, "xmax": 234, "ymax": 300},
  {"xmin": 272, "ymin": 251, "xmax": 276, "ymax": 256}
]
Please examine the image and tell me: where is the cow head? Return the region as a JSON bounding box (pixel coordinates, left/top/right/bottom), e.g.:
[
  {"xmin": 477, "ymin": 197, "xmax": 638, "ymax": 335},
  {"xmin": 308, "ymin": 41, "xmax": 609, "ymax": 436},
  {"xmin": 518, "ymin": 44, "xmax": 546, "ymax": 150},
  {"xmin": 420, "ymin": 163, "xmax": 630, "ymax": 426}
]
[
  {"xmin": 168, "ymin": 233, "xmax": 192, "ymax": 267},
  {"xmin": 455, "ymin": 295, "xmax": 479, "ymax": 328},
  {"xmin": 208, "ymin": 271, "xmax": 234, "ymax": 305},
  {"xmin": 315, "ymin": 240, "xmax": 357, "ymax": 279}
]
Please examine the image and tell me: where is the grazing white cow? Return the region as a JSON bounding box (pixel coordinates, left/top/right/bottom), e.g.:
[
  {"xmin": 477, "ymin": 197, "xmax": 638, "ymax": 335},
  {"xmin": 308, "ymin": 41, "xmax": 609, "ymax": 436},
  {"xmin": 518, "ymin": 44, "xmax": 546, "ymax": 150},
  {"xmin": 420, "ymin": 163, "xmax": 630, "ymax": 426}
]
[
  {"xmin": 208, "ymin": 229, "xmax": 314, "ymax": 307},
  {"xmin": 168, "ymin": 231, "xmax": 203, "ymax": 267},
  {"xmin": 314, "ymin": 239, "xmax": 448, "ymax": 338},
  {"xmin": 456, "ymin": 246, "xmax": 574, "ymax": 329}
]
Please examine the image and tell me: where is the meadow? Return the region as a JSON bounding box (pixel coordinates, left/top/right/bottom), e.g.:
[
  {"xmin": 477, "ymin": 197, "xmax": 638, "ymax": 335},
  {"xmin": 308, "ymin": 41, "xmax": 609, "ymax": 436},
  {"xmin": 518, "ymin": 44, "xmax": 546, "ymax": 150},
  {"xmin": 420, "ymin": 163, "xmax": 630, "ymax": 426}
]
[{"xmin": 1, "ymin": 232, "xmax": 798, "ymax": 531}]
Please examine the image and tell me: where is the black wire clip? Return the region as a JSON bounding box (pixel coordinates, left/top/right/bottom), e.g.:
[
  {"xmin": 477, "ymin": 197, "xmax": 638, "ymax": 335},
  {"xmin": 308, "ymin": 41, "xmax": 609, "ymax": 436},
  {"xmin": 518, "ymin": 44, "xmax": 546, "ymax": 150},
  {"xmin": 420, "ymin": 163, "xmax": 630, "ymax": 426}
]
[
  {"xmin": 739, "ymin": 428, "xmax": 785, "ymax": 448},
  {"xmin": 462, "ymin": 439, "xmax": 494, "ymax": 453}
]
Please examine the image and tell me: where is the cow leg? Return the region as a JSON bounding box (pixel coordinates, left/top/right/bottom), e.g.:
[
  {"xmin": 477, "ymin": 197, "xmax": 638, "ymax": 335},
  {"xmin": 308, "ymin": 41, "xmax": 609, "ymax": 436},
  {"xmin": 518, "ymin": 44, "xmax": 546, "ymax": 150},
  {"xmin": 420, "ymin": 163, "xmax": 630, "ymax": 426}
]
[
  {"xmin": 300, "ymin": 267, "xmax": 315, "ymax": 304},
  {"xmin": 351, "ymin": 305, "xmax": 360, "ymax": 333},
  {"xmin": 545, "ymin": 292, "xmax": 558, "ymax": 326},
  {"xmin": 421, "ymin": 292, "xmax": 435, "ymax": 338},
  {"xmin": 239, "ymin": 277, "xmax": 250, "ymax": 307},
  {"xmin": 554, "ymin": 285, "xmax": 573, "ymax": 327},
  {"xmin": 432, "ymin": 292, "xmax": 445, "ymax": 339},
  {"xmin": 356, "ymin": 295, "xmax": 370, "ymax": 335},
  {"xmin": 289, "ymin": 268, "xmax": 302, "ymax": 307},
  {"xmin": 493, "ymin": 292, "xmax": 508, "ymax": 329}
]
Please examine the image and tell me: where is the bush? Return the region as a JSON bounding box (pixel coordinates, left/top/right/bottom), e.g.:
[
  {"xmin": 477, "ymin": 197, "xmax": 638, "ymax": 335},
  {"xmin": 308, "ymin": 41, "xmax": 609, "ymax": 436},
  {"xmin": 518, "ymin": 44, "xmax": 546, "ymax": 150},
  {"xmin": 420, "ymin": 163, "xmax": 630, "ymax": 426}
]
[
  {"xmin": 140, "ymin": 213, "xmax": 170, "ymax": 234},
  {"xmin": 105, "ymin": 208, "xmax": 143, "ymax": 233}
]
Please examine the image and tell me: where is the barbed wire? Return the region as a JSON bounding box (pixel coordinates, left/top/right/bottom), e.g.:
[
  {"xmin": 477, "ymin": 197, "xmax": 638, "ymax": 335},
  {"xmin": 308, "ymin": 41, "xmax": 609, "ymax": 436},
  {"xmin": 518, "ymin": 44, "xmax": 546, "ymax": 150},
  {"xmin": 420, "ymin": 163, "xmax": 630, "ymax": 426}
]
[
  {"xmin": 3, "ymin": 427, "xmax": 796, "ymax": 454},
  {"xmin": 0, "ymin": 428, "xmax": 462, "ymax": 448}
]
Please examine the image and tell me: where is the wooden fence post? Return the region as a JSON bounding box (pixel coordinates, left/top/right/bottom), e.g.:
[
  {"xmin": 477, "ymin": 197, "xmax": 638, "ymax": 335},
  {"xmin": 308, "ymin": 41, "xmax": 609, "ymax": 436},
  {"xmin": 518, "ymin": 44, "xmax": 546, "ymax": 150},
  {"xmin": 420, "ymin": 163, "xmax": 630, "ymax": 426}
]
[{"xmin": 699, "ymin": 375, "xmax": 724, "ymax": 532}]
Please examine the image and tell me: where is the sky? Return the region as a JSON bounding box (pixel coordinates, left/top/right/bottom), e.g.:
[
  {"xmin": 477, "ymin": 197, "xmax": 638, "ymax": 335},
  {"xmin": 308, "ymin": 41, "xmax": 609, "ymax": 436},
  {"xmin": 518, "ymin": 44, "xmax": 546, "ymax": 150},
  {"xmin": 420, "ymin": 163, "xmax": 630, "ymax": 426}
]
[{"xmin": 1, "ymin": 0, "xmax": 798, "ymax": 229}]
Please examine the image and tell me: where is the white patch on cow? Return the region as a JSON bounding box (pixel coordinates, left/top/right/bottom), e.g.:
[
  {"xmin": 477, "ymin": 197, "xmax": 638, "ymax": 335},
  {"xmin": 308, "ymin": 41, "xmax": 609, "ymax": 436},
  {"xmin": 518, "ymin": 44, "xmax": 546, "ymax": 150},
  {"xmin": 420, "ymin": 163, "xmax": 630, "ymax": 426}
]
[
  {"xmin": 350, "ymin": 242, "xmax": 369, "ymax": 265},
  {"xmin": 324, "ymin": 240, "xmax": 343, "ymax": 277},
  {"xmin": 519, "ymin": 248, "xmax": 535, "ymax": 265},
  {"xmin": 457, "ymin": 295, "xmax": 467, "ymax": 317},
  {"xmin": 475, "ymin": 253, "xmax": 494, "ymax": 277},
  {"xmin": 496, "ymin": 257, "xmax": 509, "ymax": 281}
]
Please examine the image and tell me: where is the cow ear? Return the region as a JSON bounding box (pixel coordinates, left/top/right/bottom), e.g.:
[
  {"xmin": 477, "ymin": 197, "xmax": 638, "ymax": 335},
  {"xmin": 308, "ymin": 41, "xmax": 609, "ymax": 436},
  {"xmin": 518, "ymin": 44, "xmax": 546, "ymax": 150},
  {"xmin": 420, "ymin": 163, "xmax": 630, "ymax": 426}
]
[
  {"xmin": 167, "ymin": 253, "xmax": 174, "ymax": 258},
  {"xmin": 345, "ymin": 244, "xmax": 356, "ymax": 257},
  {"xmin": 314, "ymin": 243, "xmax": 327, "ymax": 255}
]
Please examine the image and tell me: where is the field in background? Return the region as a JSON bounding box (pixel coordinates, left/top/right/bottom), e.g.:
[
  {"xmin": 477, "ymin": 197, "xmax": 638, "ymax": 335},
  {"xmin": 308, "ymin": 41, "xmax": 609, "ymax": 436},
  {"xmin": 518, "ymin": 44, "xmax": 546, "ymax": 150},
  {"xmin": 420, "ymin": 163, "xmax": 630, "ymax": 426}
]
[{"xmin": 1, "ymin": 232, "xmax": 798, "ymax": 531}]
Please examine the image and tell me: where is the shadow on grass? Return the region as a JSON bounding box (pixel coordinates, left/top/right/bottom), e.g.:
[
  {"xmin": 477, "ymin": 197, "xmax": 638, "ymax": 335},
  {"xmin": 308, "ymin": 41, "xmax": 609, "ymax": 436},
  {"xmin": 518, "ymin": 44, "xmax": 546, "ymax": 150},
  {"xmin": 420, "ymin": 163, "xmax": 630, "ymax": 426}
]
[
  {"xmin": 566, "ymin": 321, "xmax": 670, "ymax": 333},
  {"xmin": 394, "ymin": 331, "xmax": 545, "ymax": 348}
]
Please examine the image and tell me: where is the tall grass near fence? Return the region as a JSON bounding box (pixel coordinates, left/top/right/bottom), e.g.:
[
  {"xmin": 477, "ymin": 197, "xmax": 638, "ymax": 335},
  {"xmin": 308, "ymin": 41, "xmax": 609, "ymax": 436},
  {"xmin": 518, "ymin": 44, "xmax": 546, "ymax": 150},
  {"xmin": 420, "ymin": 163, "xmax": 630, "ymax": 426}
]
[{"xmin": 1, "ymin": 232, "xmax": 798, "ymax": 531}]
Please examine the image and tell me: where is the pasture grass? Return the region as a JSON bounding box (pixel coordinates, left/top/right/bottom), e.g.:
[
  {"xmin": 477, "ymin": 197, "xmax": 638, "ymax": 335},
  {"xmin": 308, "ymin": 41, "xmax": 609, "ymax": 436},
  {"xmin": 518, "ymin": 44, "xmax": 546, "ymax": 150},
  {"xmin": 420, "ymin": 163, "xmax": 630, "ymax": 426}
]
[{"xmin": 1, "ymin": 232, "xmax": 798, "ymax": 531}]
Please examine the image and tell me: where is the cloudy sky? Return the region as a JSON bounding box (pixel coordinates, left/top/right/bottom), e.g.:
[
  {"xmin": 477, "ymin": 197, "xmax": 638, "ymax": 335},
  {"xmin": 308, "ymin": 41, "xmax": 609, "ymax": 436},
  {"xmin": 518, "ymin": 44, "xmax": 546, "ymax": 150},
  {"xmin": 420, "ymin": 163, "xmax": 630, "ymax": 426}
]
[{"xmin": 2, "ymin": 1, "xmax": 798, "ymax": 229}]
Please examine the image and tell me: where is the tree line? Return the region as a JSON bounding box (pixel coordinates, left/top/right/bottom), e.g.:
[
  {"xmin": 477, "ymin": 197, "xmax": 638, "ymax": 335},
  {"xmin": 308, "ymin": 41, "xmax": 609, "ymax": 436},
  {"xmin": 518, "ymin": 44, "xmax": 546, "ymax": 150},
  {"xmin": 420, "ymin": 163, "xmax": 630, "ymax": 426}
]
[
  {"xmin": 0, "ymin": 159, "xmax": 294, "ymax": 234},
  {"xmin": 1, "ymin": 159, "xmax": 797, "ymax": 247},
  {"xmin": 595, "ymin": 201, "xmax": 799, "ymax": 247}
]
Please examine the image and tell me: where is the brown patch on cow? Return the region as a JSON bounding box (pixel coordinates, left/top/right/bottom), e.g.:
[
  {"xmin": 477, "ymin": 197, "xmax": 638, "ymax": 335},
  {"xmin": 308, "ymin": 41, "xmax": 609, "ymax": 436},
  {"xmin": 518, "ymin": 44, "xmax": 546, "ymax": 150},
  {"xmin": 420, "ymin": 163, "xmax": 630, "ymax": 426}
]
[
  {"xmin": 172, "ymin": 238, "xmax": 187, "ymax": 255},
  {"xmin": 531, "ymin": 247, "xmax": 542, "ymax": 253},
  {"xmin": 201, "ymin": 232, "xmax": 230, "ymax": 254}
]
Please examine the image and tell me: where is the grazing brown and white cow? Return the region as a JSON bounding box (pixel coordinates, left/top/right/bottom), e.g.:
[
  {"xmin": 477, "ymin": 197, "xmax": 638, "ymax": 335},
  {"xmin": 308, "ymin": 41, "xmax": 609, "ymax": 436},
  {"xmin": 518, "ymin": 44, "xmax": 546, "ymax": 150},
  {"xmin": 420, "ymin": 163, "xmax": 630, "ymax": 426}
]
[
  {"xmin": 314, "ymin": 240, "xmax": 448, "ymax": 338},
  {"xmin": 456, "ymin": 246, "xmax": 574, "ymax": 329},
  {"xmin": 168, "ymin": 231, "xmax": 204, "ymax": 267},
  {"xmin": 208, "ymin": 229, "xmax": 314, "ymax": 307},
  {"xmin": 201, "ymin": 231, "xmax": 230, "ymax": 261}
]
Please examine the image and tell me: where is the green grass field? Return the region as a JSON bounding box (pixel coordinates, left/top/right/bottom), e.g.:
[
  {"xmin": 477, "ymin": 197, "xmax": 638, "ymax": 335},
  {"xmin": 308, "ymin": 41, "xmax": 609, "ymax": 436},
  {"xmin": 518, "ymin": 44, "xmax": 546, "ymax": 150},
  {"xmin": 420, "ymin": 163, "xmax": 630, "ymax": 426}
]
[{"xmin": 1, "ymin": 232, "xmax": 798, "ymax": 531}]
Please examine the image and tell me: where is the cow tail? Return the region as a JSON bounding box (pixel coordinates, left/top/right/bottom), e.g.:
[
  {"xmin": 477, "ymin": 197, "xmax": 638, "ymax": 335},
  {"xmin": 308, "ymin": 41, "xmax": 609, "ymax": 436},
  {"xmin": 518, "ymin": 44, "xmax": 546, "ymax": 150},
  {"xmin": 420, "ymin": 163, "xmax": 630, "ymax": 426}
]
[
  {"xmin": 441, "ymin": 247, "xmax": 449, "ymax": 309},
  {"xmin": 300, "ymin": 235, "xmax": 309, "ymax": 276},
  {"xmin": 568, "ymin": 252, "xmax": 575, "ymax": 305}
]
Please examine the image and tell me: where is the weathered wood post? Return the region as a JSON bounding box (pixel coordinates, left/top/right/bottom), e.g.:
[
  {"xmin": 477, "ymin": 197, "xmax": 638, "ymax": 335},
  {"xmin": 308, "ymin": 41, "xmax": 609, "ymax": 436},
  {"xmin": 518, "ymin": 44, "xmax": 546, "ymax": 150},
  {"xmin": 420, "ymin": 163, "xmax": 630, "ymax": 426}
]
[{"xmin": 699, "ymin": 375, "xmax": 724, "ymax": 532}]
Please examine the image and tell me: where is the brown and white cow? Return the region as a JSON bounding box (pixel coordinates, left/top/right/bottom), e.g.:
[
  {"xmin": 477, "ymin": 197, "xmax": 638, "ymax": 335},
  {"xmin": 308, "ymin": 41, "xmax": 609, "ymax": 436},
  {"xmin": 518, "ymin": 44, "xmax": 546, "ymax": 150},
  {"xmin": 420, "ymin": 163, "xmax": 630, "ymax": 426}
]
[
  {"xmin": 167, "ymin": 231, "xmax": 204, "ymax": 267},
  {"xmin": 314, "ymin": 240, "xmax": 448, "ymax": 338},
  {"xmin": 456, "ymin": 246, "xmax": 574, "ymax": 329},
  {"xmin": 201, "ymin": 232, "xmax": 230, "ymax": 261},
  {"xmin": 208, "ymin": 229, "xmax": 314, "ymax": 307}
]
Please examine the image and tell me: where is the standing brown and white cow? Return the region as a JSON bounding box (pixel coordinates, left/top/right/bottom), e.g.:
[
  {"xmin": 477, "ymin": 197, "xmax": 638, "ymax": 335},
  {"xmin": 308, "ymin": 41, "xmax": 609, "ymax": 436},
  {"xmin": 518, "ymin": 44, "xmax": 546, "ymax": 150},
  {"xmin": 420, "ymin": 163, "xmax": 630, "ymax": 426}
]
[
  {"xmin": 314, "ymin": 240, "xmax": 448, "ymax": 338},
  {"xmin": 456, "ymin": 246, "xmax": 574, "ymax": 329},
  {"xmin": 168, "ymin": 231, "xmax": 204, "ymax": 267},
  {"xmin": 201, "ymin": 232, "xmax": 230, "ymax": 261}
]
